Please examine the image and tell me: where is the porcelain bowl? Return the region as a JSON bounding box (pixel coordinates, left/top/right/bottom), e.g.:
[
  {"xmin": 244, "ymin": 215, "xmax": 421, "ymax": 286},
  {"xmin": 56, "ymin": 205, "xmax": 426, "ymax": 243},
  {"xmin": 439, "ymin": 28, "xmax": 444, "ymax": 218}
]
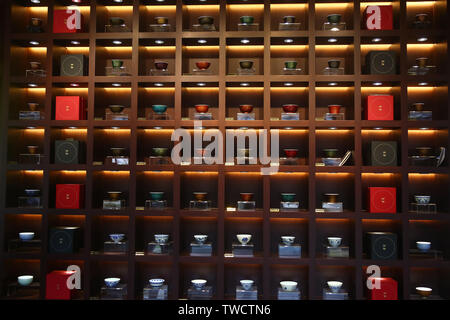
[
  {"xmin": 327, "ymin": 281, "xmax": 343, "ymax": 293},
  {"xmin": 323, "ymin": 148, "xmax": 339, "ymax": 158},
  {"xmin": 239, "ymin": 60, "xmax": 253, "ymax": 69},
  {"xmin": 107, "ymin": 191, "xmax": 122, "ymax": 200},
  {"xmin": 412, "ymin": 102, "xmax": 425, "ymax": 111},
  {"xmin": 195, "ymin": 104, "xmax": 209, "ymax": 113},
  {"xmin": 149, "ymin": 191, "xmax": 165, "ymax": 201},
  {"xmin": 194, "ymin": 234, "xmax": 208, "ymax": 244},
  {"xmin": 29, "ymin": 61, "xmax": 41, "ymax": 70},
  {"xmin": 110, "ymin": 17, "xmax": 125, "ymax": 26},
  {"xmin": 284, "ymin": 61, "xmax": 297, "ymax": 69},
  {"xmin": 110, "ymin": 147, "xmax": 125, "ymax": 157},
  {"xmin": 280, "ymin": 281, "xmax": 298, "ymax": 291},
  {"xmin": 281, "ymin": 193, "xmax": 296, "ymax": 202},
  {"xmin": 324, "ymin": 193, "xmax": 339, "ymax": 203},
  {"xmin": 416, "ymin": 147, "xmax": 433, "ymax": 157},
  {"xmin": 154, "ymin": 16, "xmax": 168, "ymax": 25},
  {"xmin": 283, "ymin": 16, "xmax": 296, "ymax": 24},
  {"xmin": 237, "ymin": 148, "xmax": 250, "ymax": 158},
  {"xmin": 154, "ymin": 234, "xmax": 169, "ymax": 244},
  {"xmin": 237, "ymin": 234, "xmax": 252, "ymax": 245},
  {"xmin": 109, "ymin": 105, "xmax": 125, "ymax": 113},
  {"xmin": 198, "ymin": 16, "xmax": 214, "ymax": 25},
  {"xmin": 28, "ymin": 102, "xmax": 39, "ymax": 111},
  {"xmin": 18, "ymin": 275, "xmax": 34, "ymax": 286},
  {"xmin": 191, "ymin": 279, "xmax": 207, "ymax": 290},
  {"xmin": 109, "ymin": 233, "xmax": 125, "ymax": 243},
  {"xmin": 149, "ymin": 278, "xmax": 165, "ymax": 287},
  {"xmin": 24, "ymin": 189, "xmax": 40, "ymax": 196},
  {"xmin": 328, "ymin": 104, "xmax": 342, "ymax": 114},
  {"xmin": 240, "ymin": 193, "xmax": 254, "ymax": 201},
  {"xmin": 282, "ymin": 104, "xmax": 298, "ymax": 113},
  {"xmin": 327, "ymin": 59, "xmax": 340, "ymax": 69},
  {"xmin": 284, "ymin": 148, "xmax": 298, "ymax": 158},
  {"xmin": 327, "ymin": 14, "xmax": 341, "ymax": 24},
  {"xmin": 27, "ymin": 145, "xmax": 39, "ymax": 154},
  {"xmin": 239, "ymin": 104, "xmax": 253, "ymax": 113},
  {"xmin": 152, "ymin": 147, "xmax": 169, "ymax": 157},
  {"xmin": 416, "ymin": 241, "xmax": 431, "ymax": 251},
  {"xmin": 240, "ymin": 16, "xmax": 254, "ymax": 24},
  {"xmin": 240, "ymin": 280, "xmax": 254, "ymax": 290},
  {"xmin": 152, "ymin": 104, "xmax": 168, "ymax": 114},
  {"xmin": 111, "ymin": 59, "xmax": 123, "ymax": 68},
  {"xmin": 416, "ymin": 57, "xmax": 428, "ymax": 68},
  {"xmin": 195, "ymin": 61, "xmax": 211, "ymax": 70},
  {"xmin": 193, "ymin": 192, "xmax": 208, "ymax": 201},
  {"xmin": 30, "ymin": 17, "xmax": 43, "ymax": 27},
  {"xmin": 281, "ymin": 236, "xmax": 295, "ymax": 246},
  {"xmin": 154, "ymin": 61, "xmax": 168, "ymax": 70},
  {"xmin": 416, "ymin": 286, "xmax": 432, "ymax": 298},
  {"xmin": 104, "ymin": 277, "xmax": 120, "ymax": 288},
  {"xmin": 414, "ymin": 195, "xmax": 430, "ymax": 204},
  {"xmin": 19, "ymin": 232, "xmax": 35, "ymax": 241},
  {"xmin": 322, "ymin": 158, "xmax": 342, "ymax": 166},
  {"xmin": 328, "ymin": 237, "xmax": 342, "ymax": 248}
]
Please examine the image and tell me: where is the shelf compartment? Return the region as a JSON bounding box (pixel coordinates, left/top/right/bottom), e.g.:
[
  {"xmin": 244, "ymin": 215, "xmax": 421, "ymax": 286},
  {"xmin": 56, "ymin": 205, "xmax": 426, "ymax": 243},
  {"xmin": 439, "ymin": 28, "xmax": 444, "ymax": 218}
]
[
  {"xmin": 91, "ymin": 215, "xmax": 130, "ymax": 255},
  {"xmin": 226, "ymin": 41, "xmax": 264, "ymax": 76},
  {"xmin": 226, "ymin": 84, "xmax": 264, "ymax": 120},
  {"xmin": 270, "ymin": 38, "xmax": 309, "ymax": 75},
  {"xmin": 270, "ymin": 3, "xmax": 308, "ymax": 31},
  {"xmin": 182, "ymin": 85, "xmax": 219, "ymax": 120},
  {"xmin": 315, "ymin": 173, "xmax": 355, "ymax": 212},
  {"xmin": 96, "ymin": 4, "xmax": 133, "ymax": 33},
  {"xmin": 270, "ymin": 217, "xmax": 309, "ymax": 258},
  {"xmin": 408, "ymin": 173, "xmax": 449, "ymax": 215},
  {"xmin": 90, "ymin": 261, "xmax": 129, "ymax": 299},
  {"xmin": 226, "ymin": 4, "xmax": 264, "ymax": 32},
  {"xmin": 92, "ymin": 171, "xmax": 130, "ymax": 210},
  {"xmin": 407, "ymin": 84, "xmax": 448, "ymax": 121},
  {"xmin": 140, "ymin": 4, "xmax": 176, "ymax": 33},
  {"xmin": 314, "ymin": 265, "xmax": 355, "ymax": 300},
  {"xmin": 183, "ymin": 4, "xmax": 220, "ymax": 32},
  {"xmin": 6, "ymin": 170, "xmax": 44, "ymax": 209},
  {"xmin": 224, "ymin": 263, "xmax": 263, "ymax": 300},
  {"xmin": 139, "ymin": 39, "xmax": 176, "ymax": 76},
  {"xmin": 361, "ymin": 173, "xmax": 402, "ymax": 213}
]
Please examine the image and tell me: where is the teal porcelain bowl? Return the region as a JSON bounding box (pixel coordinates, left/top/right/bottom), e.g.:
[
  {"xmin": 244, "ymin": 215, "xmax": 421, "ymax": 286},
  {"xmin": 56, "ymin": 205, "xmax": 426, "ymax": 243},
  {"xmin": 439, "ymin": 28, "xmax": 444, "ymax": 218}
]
[
  {"xmin": 281, "ymin": 193, "xmax": 296, "ymax": 202},
  {"xmin": 152, "ymin": 105, "xmax": 168, "ymax": 114},
  {"xmin": 240, "ymin": 16, "xmax": 254, "ymax": 24},
  {"xmin": 150, "ymin": 191, "xmax": 165, "ymax": 201},
  {"xmin": 152, "ymin": 147, "xmax": 169, "ymax": 157}
]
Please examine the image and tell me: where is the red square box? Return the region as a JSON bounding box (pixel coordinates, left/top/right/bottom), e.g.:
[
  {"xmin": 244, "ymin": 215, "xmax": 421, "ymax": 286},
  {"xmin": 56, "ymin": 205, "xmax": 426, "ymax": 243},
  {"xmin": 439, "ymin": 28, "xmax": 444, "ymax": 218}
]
[
  {"xmin": 363, "ymin": 5, "xmax": 393, "ymax": 30},
  {"xmin": 56, "ymin": 184, "xmax": 84, "ymax": 209},
  {"xmin": 368, "ymin": 187, "xmax": 396, "ymax": 213},
  {"xmin": 368, "ymin": 277, "xmax": 398, "ymax": 300},
  {"xmin": 53, "ymin": 9, "xmax": 84, "ymax": 33},
  {"xmin": 46, "ymin": 271, "xmax": 76, "ymax": 300},
  {"xmin": 55, "ymin": 96, "xmax": 86, "ymax": 120},
  {"xmin": 366, "ymin": 95, "xmax": 394, "ymax": 120}
]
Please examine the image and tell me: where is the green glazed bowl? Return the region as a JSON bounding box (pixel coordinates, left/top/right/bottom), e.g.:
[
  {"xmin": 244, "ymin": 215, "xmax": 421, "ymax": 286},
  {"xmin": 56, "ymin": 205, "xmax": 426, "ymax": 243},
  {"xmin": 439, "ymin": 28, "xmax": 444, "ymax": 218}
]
[
  {"xmin": 152, "ymin": 147, "xmax": 169, "ymax": 157},
  {"xmin": 152, "ymin": 105, "xmax": 168, "ymax": 114},
  {"xmin": 284, "ymin": 61, "xmax": 297, "ymax": 69},
  {"xmin": 150, "ymin": 191, "xmax": 165, "ymax": 201},
  {"xmin": 327, "ymin": 14, "xmax": 341, "ymax": 24},
  {"xmin": 281, "ymin": 193, "xmax": 296, "ymax": 202},
  {"xmin": 240, "ymin": 16, "xmax": 254, "ymax": 24},
  {"xmin": 111, "ymin": 59, "xmax": 123, "ymax": 68},
  {"xmin": 323, "ymin": 148, "xmax": 338, "ymax": 158}
]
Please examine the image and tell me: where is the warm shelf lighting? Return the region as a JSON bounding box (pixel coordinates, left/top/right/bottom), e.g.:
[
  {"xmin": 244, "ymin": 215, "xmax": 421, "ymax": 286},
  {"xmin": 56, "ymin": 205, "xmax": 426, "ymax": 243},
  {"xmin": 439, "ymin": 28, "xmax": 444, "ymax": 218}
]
[
  {"xmin": 102, "ymin": 128, "xmax": 130, "ymax": 134},
  {"xmin": 226, "ymin": 45, "xmax": 265, "ymax": 53},
  {"xmin": 271, "ymin": 45, "xmax": 308, "ymax": 51},
  {"xmin": 316, "ymin": 3, "xmax": 352, "ymax": 9},
  {"xmin": 315, "ymin": 87, "xmax": 353, "ymax": 92},
  {"xmin": 145, "ymin": 6, "xmax": 176, "ymax": 12},
  {"xmin": 101, "ymin": 171, "xmax": 130, "ymax": 176},
  {"xmin": 24, "ymin": 128, "xmax": 45, "ymax": 134},
  {"xmin": 59, "ymin": 170, "xmax": 86, "ymax": 175},
  {"xmin": 316, "ymin": 129, "xmax": 351, "ymax": 133},
  {"xmin": 417, "ymin": 37, "xmax": 428, "ymax": 42},
  {"xmin": 406, "ymin": 1, "xmax": 436, "ymax": 8},
  {"xmin": 143, "ymin": 87, "xmax": 175, "ymax": 92},
  {"xmin": 103, "ymin": 46, "xmax": 132, "ymax": 52},
  {"xmin": 227, "ymin": 4, "xmax": 264, "ymax": 10},
  {"xmin": 360, "ymin": 2, "xmax": 393, "ymax": 6},
  {"xmin": 183, "ymin": 46, "xmax": 220, "ymax": 52},
  {"xmin": 315, "ymin": 45, "xmax": 351, "ymax": 51},
  {"xmin": 407, "ymin": 43, "xmax": 436, "ymax": 50},
  {"xmin": 226, "ymin": 87, "xmax": 264, "ymax": 92},
  {"xmin": 143, "ymin": 129, "xmax": 174, "ymax": 134},
  {"xmin": 316, "ymin": 172, "xmax": 352, "ymax": 177},
  {"xmin": 144, "ymin": 46, "xmax": 176, "ymax": 52},
  {"xmin": 270, "ymin": 87, "xmax": 307, "ymax": 92},
  {"xmin": 185, "ymin": 5, "xmax": 220, "ymax": 10},
  {"xmin": 105, "ymin": 6, "xmax": 133, "ymax": 13},
  {"xmin": 361, "ymin": 173, "xmax": 396, "ymax": 177},
  {"xmin": 27, "ymin": 47, "xmax": 47, "ymax": 54},
  {"xmin": 361, "ymin": 44, "xmax": 397, "ymax": 51},
  {"xmin": 270, "ymin": 4, "xmax": 307, "ymax": 10}
]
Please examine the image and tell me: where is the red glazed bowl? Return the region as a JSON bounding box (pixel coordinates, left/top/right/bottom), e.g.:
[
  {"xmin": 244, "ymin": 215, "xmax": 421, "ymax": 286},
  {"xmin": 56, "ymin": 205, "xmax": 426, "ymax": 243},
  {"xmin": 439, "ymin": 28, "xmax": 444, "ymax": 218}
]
[
  {"xmin": 240, "ymin": 193, "xmax": 254, "ymax": 201},
  {"xmin": 195, "ymin": 104, "xmax": 209, "ymax": 113},
  {"xmin": 154, "ymin": 61, "xmax": 168, "ymax": 70},
  {"xmin": 284, "ymin": 148, "xmax": 298, "ymax": 158},
  {"xmin": 239, "ymin": 104, "xmax": 253, "ymax": 113},
  {"xmin": 282, "ymin": 104, "xmax": 299, "ymax": 113},
  {"xmin": 328, "ymin": 104, "xmax": 342, "ymax": 114},
  {"xmin": 196, "ymin": 61, "xmax": 211, "ymax": 70}
]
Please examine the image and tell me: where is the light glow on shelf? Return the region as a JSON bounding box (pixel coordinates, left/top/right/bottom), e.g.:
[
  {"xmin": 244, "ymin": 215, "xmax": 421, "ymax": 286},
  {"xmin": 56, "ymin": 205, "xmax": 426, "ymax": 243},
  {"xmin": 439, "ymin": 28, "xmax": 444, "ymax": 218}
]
[
  {"xmin": 271, "ymin": 45, "xmax": 308, "ymax": 51},
  {"xmin": 406, "ymin": 1, "xmax": 436, "ymax": 8},
  {"xmin": 184, "ymin": 5, "xmax": 220, "ymax": 10},
  {"xmin": 316, "ymin": 3, "xmax": 353, "ymax": 9},
  {"xmin": 145, "ymin": 5, "xmax": 176, "ymax": 11},
  {"xmin": 226, "ymin": 87, "xmax": 264, "ymax": 92},
  {"xmin": 101, "ymin": 171, "xmax": 130, "ymax": 176},
  {"xmin": 105, "ymin": 6, "xmax": 133, "ymax": 13},
  {"xmin": 227, "ymin": 4, "xmax": 264, "ymax": 11},
  {"xmin": 270, "ymin": 4, "xmax": 307, "ymax": 10},
  {"xmin": 24, "ymin": 128, "xmax": 45, "ymax": 134},
  {"xmin": 102, "ymin": 129, "xmax": 131, "ymax": 134}
]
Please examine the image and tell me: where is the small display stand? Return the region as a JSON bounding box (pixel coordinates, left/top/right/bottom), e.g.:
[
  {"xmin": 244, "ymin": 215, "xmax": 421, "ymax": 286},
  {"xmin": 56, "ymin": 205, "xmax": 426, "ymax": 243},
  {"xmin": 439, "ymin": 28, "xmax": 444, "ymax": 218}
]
[
  {"xmin": 149, "ymin": 112, "xmax": 170, "ymax": 120},
  {"xmin": 191, "ymin": 24, "xmax": 216, "ymax": 31},
  {"xmin": 237, "ymin": 201, "xmax": 256, "ymax": 211},
  {"xmin": 143, "ymin": 285, "xmax": 168, "ymax": 300},
  {"xmin": 104, "ymin": 240, "xmax": 129, "ymax": 254},
  {"xmin": 189, "ymin": 200, "xmax": 212, "ymax": 210},
  {"xmin": 237, "ymin": 68, "xmax": 256, "ymax": 75},
  {"xmin": 237, "ymin": 113, "xmax": 255, "ymax": 120},
  {"xmin": 28, "ymin": 26, "xmax": 43, "ymax": 33},
  {"xmin": 409, "ymin": 249, "xmax": 443, "ymax": 260},
  {"xmin": 280, "ymin": 201, "xmax": 300, "ymax": 211},
  {"xmin": 147, "ymin": 241, "xmax": 173, "ymax": 255},
  {"xmin": 105, "ymin": 112, "xmax": 129, "ymax": 121},
  {"xmin": 105, "ymin": 66, "xmax": 131, "ymax": 76},
  {"xmin": 279, "ymin": 157, "xmax": 300, "ymax": 165},
  {"xmin": 100, "ymin": 284, "xmax": 127, "ymax": 300},
  {"xmin": 7, "ymin": 282, "xmax": 40, "ymax": 300},
  {"xmin": 145, "ymin": 200, "xmax": 167, "ymax": 209},
  {"xmin": 232, "ymin": 243, "xmax": 254, "ymax": 257},
  {"xmin": 18, "ymin": 196, "xmax": 42, "ymax": 208},
  {"xmin": 237, "ymin": 23, "xmax": 259, "ymax": 31},
  {"xmin": 103, "ymin": 199, "xmax": 126, "ymax": 210},
  {"xmin": 278, "ymin": 288, "xmax": 301, "ymax": 300},
  {"xmin": 322, "ymin": 202, "xmax": 343, "ymax": 212},
  {"xmin": 105, "ymin": 24, "xmax": 130, "ymax": 33},
  {"xmin": 408, "ymin": 156, "xmax": 437, "ymax": 167},
  {"xmin": 409, "ymin": 202, "xmax": 437, "ymax": 214},
  {"xmin": 26, "ymin": 69, "xmax": 46, "ymax": 78},
  {"xmin": 149, "ymin": 24, "xmax": 171, "ymax": 32},
  {"xmin": 8, "ymin": 239, "xmax": 41, "ymax": 253},
  {"xmin": 279, "ymin": 243, "xmax": 301, "ymax": 258},
  {"xmin": 323, "ymin": 288, "xmax": 349, "ymax": 300},
  {"xmin": 410, "ymin": 294, "xmax": 443, "ymax": 300},
  {"xmin": 323, "ymin": 67, "xmax": 344, "ymax": 75},
  {"xmin": 408, "ymin": 111, "xmax": 432, "ymax": 120},
  {"xmin": 187, "ymin": 286, "xmax": 213, "ymax": 300},
  {"xmin": 105, "ymin": 156, "xmax": 129, "ymax": 166},
  {"xmin": 282, "ymin": 68, "xmax": 303, "ymax": 75},
  {"xmin": 18, "ymin": 153, "xmax": 45, "ymax": 165},
  {"xmin": 323, "ymin": 22, "xmax": 346, "ymax": 31},
  {"xmin": 281, "ymin": 113, "xmax": 300, "ymax": 120},
  {"xmin": 194, "ymin": 113, "xmax": 213, "ymax": 120},
  {"xmin": 146, "ymin": 156, "xmax": 171, "ymax": 165},
  {"xmin": 236, "ymin": 286, "xmax": 258, "ymax": 300},
  {"xmin": 190, "ymin": 242, "xmax": 213, "ymax": 256},
  {"xmin": 278, "ymin": 22, "xmax": 301, "ymax": 31},
  {"xmin": 234, "ymin": 156, "xmax": 257, "ymax": 165},
  {"xmin": 149, "ymin": 69, "xmax": 170, "ymax": 76},
  {"xmin": 324, "ymin": 113, "xmax": 345, "ymax": 120},
  {"xmin": 19, "ymin": 111, "xmax": 43, "ymax": 120},
  {"xmin": 408, "ymin": 65, "xmax": 436, "ymax": 76},
  {"xmin": 192, "ymin": 68, "xmax": 213, "ymax": 75},
  {"xmin": 324, "ymin": 245, "xmax": 349, "ymax": 258}
]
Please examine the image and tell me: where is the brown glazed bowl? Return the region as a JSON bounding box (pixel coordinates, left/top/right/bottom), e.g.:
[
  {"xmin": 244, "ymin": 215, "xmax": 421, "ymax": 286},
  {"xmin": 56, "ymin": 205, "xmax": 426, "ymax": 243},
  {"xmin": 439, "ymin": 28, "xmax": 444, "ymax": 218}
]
[
  {"xmin": 27, "ymin": 146, "xmax": 39, "ymax": 154},
  {"xmin": 110, "ymin": 17, "xmax": 125, "ymax": 26},
  {"xmin": 108, "ymin": 191, "xmax": 122, "ymax": 200},
  {"xmin": 324, "ymin": 193, "xmax": 339, "ymax": 203},
  {"xmin": 195, "ymin": 61, "xmax": 211, "ymax": 70},
  {"xmin": 30, "ymin": 17, "xmax": 43, "ymax": 27},
  {"xmin": 109, "ymin": 105, "xmax": 125, "ymax": 113},
  {"xmin": 415, "ymin": 13, "xmax": 429, "ymax": 23},
  {"xmin": 110, "ymin": 147, "xmax": 125, "ymax": 157},
  {"xmin": 154, "ymin": 16, "xmax": 169, "ymax": 25},
  {"xmin": 239, "ymin": 60, "xmax": 253, "ymax": 69},
  {"xmin": 193, "ymin": 192, "xmax": 208, "ymax": 201},
  {"xmin": 416, "ymin": 147, "xmax": 433, "ymax": 156},
  {"xmin": 239, "ymin": 104, "xmax": 253, "ymax": 113},
  {"xmin": 154, "ymin": 61, "xmax": 168, "ymax": 70},
  {"xmin": 240, "ymin": 193, "xmax": 254, "ymax": 201},
  {"xmin": 29, "ymin": 62, "xmax": 41, "ymax": 70},
  {"xmin": 284, "ymin": 148, "xmax": 298, "ymax": 158},
  {"xmin": 28, "ymin": 103, "xmax": 39, "ymax": 111},
  {"xmin": 416, "ymin": 287, "xmax": 432, "ymax": 298},
  {"xmin": 416, "ymin": 57, "xmax": 428, "ymax": 68},
  {"xmin": 198, "ymin": 16, "xmax": 214, "ymax": 25},
  {"xmin": 412, "ymin": 102, "xmax": 425, "ymax": 111},
  {"xmin": 282, "ymin": 104, "xmax": 299, "ymax": 113},
  {"xmin": 195, "ymin": 104, "xmax": 209, "ymax": 113},
  {"xmin": 328, "ymin": 104, "xmax": 342, "ymax": 114},
  {"xmin": 328, "ymin": 59, "xmax": 340, "ymax": 69}
]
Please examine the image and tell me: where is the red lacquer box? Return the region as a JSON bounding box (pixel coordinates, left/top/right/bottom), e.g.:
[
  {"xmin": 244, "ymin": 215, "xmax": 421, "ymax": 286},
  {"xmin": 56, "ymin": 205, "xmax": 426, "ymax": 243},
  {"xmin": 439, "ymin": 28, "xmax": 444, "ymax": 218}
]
[
  {"xmin": 367, "ymin": 277, "xmax": 398, "ymax": 300},
  {"xmin": 46, "ymin": 271, "xmax": 76, "ymax": 300},
  {"xmin": 366, "ymin": 95, "xmax": 394, "ymax": 120},
  {"xmin": 53, "ymin": 9, "xmax": 84, "ymax": 33},
  {"xmin": 56, "ymin": 184, "xmax": 84, "ymax": 209},
  {"xmin": 363, "ymin": 5, "xmax": 393, "ymax": 30},
  {"xmin": 368, "ymin": 187, "xmax": 396, "ymax": 213},
  {"xmin": 55, "ymin": 96, "xmax": 86, "ymax": 120}
]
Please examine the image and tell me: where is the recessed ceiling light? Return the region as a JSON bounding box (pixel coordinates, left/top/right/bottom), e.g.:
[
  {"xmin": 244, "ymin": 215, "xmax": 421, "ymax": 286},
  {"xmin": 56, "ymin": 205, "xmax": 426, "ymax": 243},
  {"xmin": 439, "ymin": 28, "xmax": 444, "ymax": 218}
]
[
  {"xmin": 197, "ymin": 83, "xmax": 206, "ymax": 87},
  {"xmin": 417, "ymin": 37, "xmax": 428, "ymax": 42},
  {"xmin": 112, "ymin": 40, "xmax": 122, "ymax": 45},
  {"xmin": 418, "ymin": 82, "xmax": 428, "ymax": 86},
  {"xmin": 70, "ymin": 83, "xmax": 79, "ymax": 87},
  {"xmin": 154, "ymin": 83, "xmax": 164, "ymax": 87},
  {"xmin": 197, "ymin": 39, "xmax": 207, "ymax": 44},
  {"xmin": 372, "ymin": 38, "xmax": 382, "ymax": 43},
  {"xmin": 70, "ymin": 41, "xmax": 80, "ymax": 45},
  {"xmin": 373, "ymin": 82, "xmax": 383, "ymax": 86},
  {"xmin": 72, "ymin": 0, "xmax": 81, "ymax": 3},
  {"xmin": 113, "ymin": 0, "xmax": 123, "ymax": 3},
  {"xmin": 420, "ymin": 127, "xmax": 429, "ymax": 130},
  {"xmin": 284, "ymin": 38, "xmax": 294, "ymax": 44},
  {"xmin": 68, "ymin": 127, "xmax": 78, "ymax": 129},
  {"xmin": 331, "ymin": 27, "xmax": 339, "ymax": 31},
  {"xmin": 29, "ymin": 41, "xmax": 40, "ymax": 46},
  {"xmin": 28, "ymin": 83, "xmax": 38, "ymax": 87},
  {"xmin": 328, "ymin": 82, "xmax": 338, "ymax": 86},
  {"xmin": 240, "ymin": 83, "xmax": 249, "ymax": 87},
  {"xmin": 30, "ymin": 0, "xmax": 40, "ymax": 3},
  {"xmin": 328, "ymin": 38, "xmax": 337, "ymax": 43},
  {"xmin": 241, "ymin": 39, "xmax": 250, "ymax": 44},
  {"xmin": 112, "ymin": 83, "xmax": 121, "ymax": 87},
  {"xmin": 284, "ymin": 82, "xmax": 294, "ymax": 86},
  {"xmin": 154, "ymin": 126, "xmax": 162, "ymax": 130},
  {"xmin": 284, "ymin": 127, "xmax": 293, "ymax": 130},
  {"xmin": 155, "ymin": 40, "xmax": 165, "ymax": 45},
  {"xmin": 329, "ymin": 127, "xmax": 337, "ymax": 130},
  {"xmin": 112, "ymin": 126, "xmax": 120, "ymax": 129},
  {"xmin": 374, "ymin": 127, "xmax": 383, "ymax": 130},
  {"xmin": 27, "ymin": 126, "xmax": 36, "ymax": 129}
]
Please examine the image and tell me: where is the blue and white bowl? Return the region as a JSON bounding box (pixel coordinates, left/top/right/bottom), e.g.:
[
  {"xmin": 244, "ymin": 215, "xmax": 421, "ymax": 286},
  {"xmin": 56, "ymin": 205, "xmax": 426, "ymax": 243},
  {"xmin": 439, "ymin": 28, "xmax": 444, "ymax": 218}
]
[
  {"xmin": 322, "ymin": 158, "xmax": 342, "ymax": 166},
  {"xmin": 104, "ymin": 277, "xmax": 120, "ymax": 288},
  {"xmin": 149, "ymin": 278, "xmax": 165, "ymax": 288},
  {"xmin": 414, "ymin": 195, "xmax": 431, "ymax": 204},
  {"xmin": 18, "ymin": 275, "xmax": 33, "ymax": 286},
  {"xmin": 327, "ymin": 281, "xmax": 343, "ymax": 293},
  {"xmin": 280, "ymin": 281, "xmax": 298, "ymax": 292},
  {"xmin": 109, "ymin": 233, "xmax": 125, "ymax": 243},
  {"xmin": 19, "ymin": 232, "xmax": 35, "ymax": 241},
  {"xmin": 194, "ymin": 234, "xmax": 208, "ymax": 244},
  {"xmin": 416, "ymin": 241, "xmax": 431, "ymax": 252},
  {"xmin": 327, "ymin": 237, "xmax": 342, "ymax": 248},
  {"xmin": 281, "ymin": 236, "xmax": 295, "ymax": 246},
  {"xmin": 237, "ymin": 234, "xmax": 252, "ymax": 245},
  {"xmin": 191, "ymin": 279, "xmax": 207, "ymax": 290},
  {"xmin": 154, "ymin": 234, "xmax": 169, "ymax": 244},
  {"xmin": 240, "ymin": 280, "xmax": 254, "ymax": 290}
]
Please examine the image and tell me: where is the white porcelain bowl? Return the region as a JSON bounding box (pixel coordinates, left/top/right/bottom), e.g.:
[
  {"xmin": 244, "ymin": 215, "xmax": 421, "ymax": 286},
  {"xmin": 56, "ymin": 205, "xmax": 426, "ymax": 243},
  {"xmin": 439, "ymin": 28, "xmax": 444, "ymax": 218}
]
[
  {"xmin": 18, "ymin": 275, "xmax": 33, "ymax": 286},
  {"xmin": 194, "ymin": 234, "xmax": 208, "ymax": 244},
  {"xmin": 19, "ymin": 232, "xmax": 35, "ymax": 241},
  {"xmin": 327, "ymin": 281, "xmax": 343, "ymax": 293},
  {"xmin": 416, "ymin": 241, "xmax": 431, "ymax": 251},
  {"xmin": 327, "ymin": 237, "xmax": 342, "ymax": 248},
  {"xmin": 191, "ymin": 279, "xmax": 207, "ymax": 290},
  {"xmin": 280, "ymin": 281, "xmax": 298, "ymax": 292},
  {"xmin": 240, "ymin": 279, "xmax": 254, "ymax": 290},
  {"xmin": 236, "ymin": 234, "xmax": 252, "ymax": 245},
  {"xmin": 104, "ymin": 277, "xmax": 121, "ymax": 288},
  {"xmin": 414, "ymin": 195, "xmax": 431, "ymax": 204},
  {"xmin": 109, "ymin": 233, "xmax": 125, "ymax": 243},
  {"xmin": 154, "ymin": 234, "xmax": 169, "ymax": 244},
  {"xmin": 149, "ymin": 278, "xmax": 165, "ymax": 287},
  {"xmin": 281, "ymin": 236, "xmax": 295, "ymax": 246}
]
